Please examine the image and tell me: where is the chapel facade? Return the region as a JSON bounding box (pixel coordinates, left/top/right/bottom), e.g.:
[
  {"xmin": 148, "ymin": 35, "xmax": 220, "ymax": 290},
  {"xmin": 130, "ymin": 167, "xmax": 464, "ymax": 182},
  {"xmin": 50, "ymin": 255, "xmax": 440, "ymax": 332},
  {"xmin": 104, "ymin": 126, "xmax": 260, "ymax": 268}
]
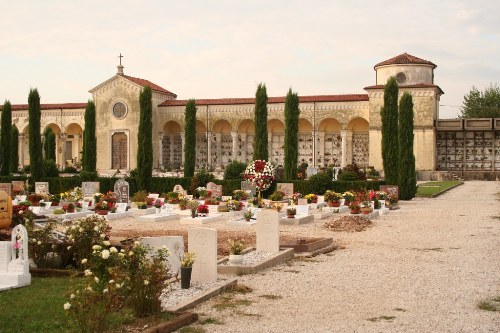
[{"xmin": 5, "ymin": 53, "xmax": 449, "ymax": 173}]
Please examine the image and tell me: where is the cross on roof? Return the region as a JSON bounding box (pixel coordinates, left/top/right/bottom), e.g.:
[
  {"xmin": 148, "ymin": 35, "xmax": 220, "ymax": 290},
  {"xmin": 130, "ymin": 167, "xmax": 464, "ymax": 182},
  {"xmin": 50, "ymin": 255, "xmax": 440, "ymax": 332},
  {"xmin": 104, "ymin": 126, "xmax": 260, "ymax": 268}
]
[{"xmin": 118, "ymin": 53, "xmax": 123, "ymax": 66}]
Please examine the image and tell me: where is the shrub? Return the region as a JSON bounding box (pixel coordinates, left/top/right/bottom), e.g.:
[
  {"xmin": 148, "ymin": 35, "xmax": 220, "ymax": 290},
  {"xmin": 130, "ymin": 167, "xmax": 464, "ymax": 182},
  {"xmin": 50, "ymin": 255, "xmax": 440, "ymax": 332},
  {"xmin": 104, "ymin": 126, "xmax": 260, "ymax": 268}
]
[
  {"xmin": 63, "ymin": 166, "xmax": 78, "ymax": 173},
  {"xmin": 80, "ymin": 171, "xmax": 98, "ymax": 181},
  {"xmin": 26, "ymin": 222, "xmax": 57, "ymax": 268},
  {"xmin": 337, "ymin": 171, "xmax": 359, "ymax": 181},
  {"xmin": 223, "ymin": 161, "xmax": 247, "ymax": 180},
  {"xmin": 189, "ymin": 168, "xmax": 215, "ymax": 194},
  {"xmin": 307, "ymin": 172, "xmax": 333, "ymax": 194},
  {"xmin": 42, "ymin": 159, "xmax": 59, "ymax": 177}
]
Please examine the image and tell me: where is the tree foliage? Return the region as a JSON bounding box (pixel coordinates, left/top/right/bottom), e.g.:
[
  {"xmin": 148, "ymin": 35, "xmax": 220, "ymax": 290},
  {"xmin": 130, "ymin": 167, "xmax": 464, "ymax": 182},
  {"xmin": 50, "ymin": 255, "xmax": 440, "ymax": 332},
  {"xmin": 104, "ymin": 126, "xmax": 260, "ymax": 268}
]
[
  {"xmin": 83, "ymin": 100, "xmax": 97, "ymax": 172},
  {"xmin": 253, "ymin": 83, "xmax": 269, "ymax": 161},
  {"xmin": 11, "ymin": 125, "xmax": 19, "ymax": 173},
  {"xmin": 460, "ymin": 84, "xmax": 500, "ymax": 118},
  {"xmin": 284, "ymin": 88, "xmax": 300, "ymax": 180},
  {"xmin": 380, "ymin": 77, "xmax": 399, "ymax": 186},
  {"xmin": 184, "ymin": 99, "xmax": 197, "ymax": 177},
  {"xmin": 398, "ymin": 92, "xmax": 416, "ymax": 200},
  {"xmin": 136, "ymin": 86, "xmax": 153, "ymax": 190},
  {"xmin": 0, "ymin": 100, "xmax": 12, "ymax": 175},
  {"xmin": 43, "ymin": 127, "xmax": 56, "ymax": 161},
  {"xmin": 28, "ymin": 89, "xmax": 43, "ymax": 184}
]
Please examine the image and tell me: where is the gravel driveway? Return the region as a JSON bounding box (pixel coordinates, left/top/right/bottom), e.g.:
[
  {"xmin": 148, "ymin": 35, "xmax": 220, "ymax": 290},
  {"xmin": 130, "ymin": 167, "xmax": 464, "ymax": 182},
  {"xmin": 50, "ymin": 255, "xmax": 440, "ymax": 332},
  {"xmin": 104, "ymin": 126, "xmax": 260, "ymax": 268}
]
[{"xmin": 186, "ymin": 181, "xmax": 500, "ymax": 333}]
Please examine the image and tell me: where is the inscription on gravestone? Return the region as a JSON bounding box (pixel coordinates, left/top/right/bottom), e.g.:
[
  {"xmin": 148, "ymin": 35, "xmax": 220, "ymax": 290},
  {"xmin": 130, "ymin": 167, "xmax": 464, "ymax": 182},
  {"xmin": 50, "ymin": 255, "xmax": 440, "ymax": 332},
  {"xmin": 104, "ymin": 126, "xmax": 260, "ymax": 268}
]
[
  {"xmin": 82, "ymin": 182, "xmax": 100, "ymax": 197},
  {"xmin": 113, "ymin": 179, "xmax": 130, "ymax": 204},
  {"xmin": 277, "ymin": 183, "xmax": 294, "ymax": 198},
  {"xmin": 241, "ymin": 181, "xmax": 256, "ymax": 197},
  {"xmin": 35, "ymin": 182, "xmax": 49, "ymax": 195}
]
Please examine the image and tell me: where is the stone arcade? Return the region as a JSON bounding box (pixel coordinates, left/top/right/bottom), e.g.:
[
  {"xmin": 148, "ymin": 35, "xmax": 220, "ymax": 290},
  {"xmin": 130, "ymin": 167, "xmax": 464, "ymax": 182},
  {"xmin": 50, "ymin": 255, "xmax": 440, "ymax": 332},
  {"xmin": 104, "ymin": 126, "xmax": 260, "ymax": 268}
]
[{"xmin": 3, "ymin": 53, "xmax": 498, "ymax": 176}]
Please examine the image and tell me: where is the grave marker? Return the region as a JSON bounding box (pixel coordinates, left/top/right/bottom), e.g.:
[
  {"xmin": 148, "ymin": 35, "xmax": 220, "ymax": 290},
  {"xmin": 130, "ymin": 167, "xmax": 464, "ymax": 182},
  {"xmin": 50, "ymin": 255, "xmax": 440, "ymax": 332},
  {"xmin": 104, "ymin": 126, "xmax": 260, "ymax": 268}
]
[
  {"xmin": 380, "ymin": 185, "xmax": 399, "ymax": 199},
  {"xmin": 296, "ymin": 205, "xmax": 310, "ymax": 216},
  {"xmin": 206, "ymin": 182, "xmax": 222, "ymax": 198},
  {"xmin": 172, "ymin": 185, "xmax": 187, "ymax": 195},
  {"xmin": 277, "ymin": 183, "xmax": 294, "ymax": 198},
  {"xmin": 241, "ymin": 181, "xmax": 256, "ymax": 197},
  {"xmin": 115, "ymin": 203, "xmax": 127, "ymax": 213},
  {"xmin": 35, "ymin": 182, "xmax": 49, "ymax": 195},
  {"xmin": 0, "ymin": 183, "xmax": 11, "ymax": 197},
  {"xmin": 11, "ymin": 181, "xmax": 25, "ymax": 194},
  {"xmin": 297, "ymin": 198, "xmax": 308, "ymax": 206},
  {"xmin": 188, "ymin": 227, "xmax": 217, "ymax": 283},
  {"xmin": 114, "ymin": 179, "xmax": 129, "ymax": 204},
  {"xmin": 140, "ymin": 236, "xmax": 184, "ymax": 275},
  {"xmin": 256, "ymin": 210, "xmax": 280, "ymax": 254},
  {"xmin": 0, "ymin": 191, "xmax": 13, "ymax": 228},
  {"xmin": 82, "ymin": 182, "xmax": 100, "ymax": 197}
]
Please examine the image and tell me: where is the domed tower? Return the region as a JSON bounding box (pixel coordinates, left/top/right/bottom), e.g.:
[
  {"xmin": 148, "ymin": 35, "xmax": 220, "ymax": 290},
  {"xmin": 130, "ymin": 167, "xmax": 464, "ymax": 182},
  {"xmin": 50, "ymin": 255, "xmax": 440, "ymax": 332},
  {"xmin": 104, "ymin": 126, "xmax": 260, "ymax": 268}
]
[{"xmin": 365, "ymin": 53, "xmax": 444, "ymax": 173}]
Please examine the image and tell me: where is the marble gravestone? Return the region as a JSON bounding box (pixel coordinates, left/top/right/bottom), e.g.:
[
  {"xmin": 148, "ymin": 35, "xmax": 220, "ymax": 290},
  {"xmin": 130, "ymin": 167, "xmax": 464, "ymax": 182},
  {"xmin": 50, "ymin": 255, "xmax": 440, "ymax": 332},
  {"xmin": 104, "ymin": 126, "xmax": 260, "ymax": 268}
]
[
  {"xmin": 35, "ymin": 182, "xmax": 49, "ymax": 195},
  {"xmin": 11, "ymin": 181, "xmax": 25, "ymax": 194},
  {"xmin": 114, "ymin": 179, "xmax": 129, "ymax": 204},
  {"xmin": 82, "ymin": 182, "xmax": 100, "ymax": 198},
  {"xmin": 188, "ymin": 227, "xmax": 217, "ymax": 283},
  {"xmin": 206, "ymin": 182, "xmax": 222, "ymax": 198},
  {"xmin": 256, "ymin": 210, "xmax": 280, "ymax": 254},
  {"xmin": 140, "ymin": 236, "xmax": 184, "ymax": 276},
  {"xmin": 0, "ymin": 184, "xmax": 11, "ymax": 197},
  {"xmin": 277, "ymin": 183, "xmax": 294, "ymax": 198},
  {"xmin": 241, "ymin": 181, "xmax": 256, "ymax": 197},
  {"xmin": 0, "ymin": 224, "xmax": 31, "ymax": 290},
  {"xmin": 172, "ymin": 185, "xmax": 187, "ymax": 196}
]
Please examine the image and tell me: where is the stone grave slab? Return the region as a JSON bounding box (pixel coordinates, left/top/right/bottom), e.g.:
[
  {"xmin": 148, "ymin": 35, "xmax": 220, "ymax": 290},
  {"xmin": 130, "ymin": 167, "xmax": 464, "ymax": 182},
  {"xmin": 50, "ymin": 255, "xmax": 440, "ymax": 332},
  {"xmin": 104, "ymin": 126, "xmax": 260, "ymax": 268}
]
[
  {"xmin": 114, "ymin": 179, "xmax": 130, "ymax": 203},
  {"xmin": 227, "ymin": 219, "xmax": 257, "ymax": 227},
  {"xmin": 48, "ymin": 211, "xmax": 93, "ymax": 221},
  {"xmin": 276, "ymin": 183, "xmax": 293, "ymax": 198},
  {"xmin": 129, "ymin": 207, "xmax": 157, "ymax": 216},
  {"xmin": 206, "ymin": 182, "xmax": 222, "ymax": 198},
  {"xmin": 34, "ymin": 182, "xmax": 49, "ymax": 195},
  {"xmin": 297, "ymin": 198, "xmax": 308, "ymax": 206},
  {"xmin": 0, "ymin": 183, "xmax": 11, "ymax": 196},
  {"xmin": 140, "ymin": 236, "xmax": 184, "ymax": 276},
  {"xmin": 295, "ymin": 205, "xmax": 310, "ymax": 216},
  {"xmin": 330, "ymin": 206, "xmax": 349, "ymax": 213},
  {"xmin": 314, "ymin": 210, "xmax": 333, "ymax": 219},
  {"xmin": 358, "ymin": 210, "xmax": 380, "ymax": 220},
  {"xmin": 82, "ymin": 182, "xmax": 100, "ymax": 198},
  {"xmin": 138, "ymin": 213, "xmax": 180, "ymax": 222},
  {"xmin": 256, "ymin": 210, "xmax": 279, "ymax": 254},
  {"xmin": 180, "ymin": 214, "xmax": 224, "ymax": 225},
  {"xmin": 378, "ymin": 206, "xmax": 390, "ymax": 215},
  {"xmin": 188, "ymin": 227, "xmax": 217, "ymax": 283},
  {"xmin": 217, "ymin": 248, "xmax": 294, "ymax": 275},
  {"xmin": 105, "ymin": 211, "xmax": 133, "ymax": 220},
  {"xmin": 280, "ymin": 214, "xmax": 314, "ymax": 225}
]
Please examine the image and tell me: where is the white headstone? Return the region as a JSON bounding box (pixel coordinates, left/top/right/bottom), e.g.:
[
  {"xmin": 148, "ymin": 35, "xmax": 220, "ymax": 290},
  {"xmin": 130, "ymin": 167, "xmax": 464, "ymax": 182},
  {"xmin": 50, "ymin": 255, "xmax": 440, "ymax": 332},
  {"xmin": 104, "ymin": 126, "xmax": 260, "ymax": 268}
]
[
  {"xmin": 0, "ymin": 242, "xmax": 10, "ymax": 272},
  {"xmin": 241, "ymin": 181, "xmax": 256, "ymax": 197},
  {"xmin": 206, "ymin": 182, "xmax": 222, "ymax": 198},
  {"xmin": 115, "ymin": 203, "xmax": 127, "ymax": 212},
  {"xmin": 256, "ymin": 210, "xmax": 280, "ymax": 254},
  {"xmin": 297, "ymin": 198, "xmax": 308, "ymax": 206},
  {"xmin": 114, "ymin": 179, "xmax": 130, "ymax": 203},
  {"xmin": 0, "ymin": 183, "xmax": 11, "ymax": 196},
  {"xmin": 82, "ymin": 182, "xmax": 100, "ymax": 197},
  {"xmin": 35, "ymin": 182, "xmax": 49, "ymax": 195},
  {"xmin": 188, "ymin": 228, "xmax": 217, "ymax": 283},
  {"xmin": 296, "ymin": 205, "xmax": 310, "ymax": 215},
  {"xmin": 277, "ymin": 183, "xmax": 294, "ymax": 198},
  {"xmin": 140, "ymin": 236, "xmax": 184, "ymax": 276},
  {"xmin": 148, "ymin": 193, "xmax": 160, "ymax": 200},
  {"xmin": 173, "ymin": 185, "xmax": 187, "ymax": 195}
]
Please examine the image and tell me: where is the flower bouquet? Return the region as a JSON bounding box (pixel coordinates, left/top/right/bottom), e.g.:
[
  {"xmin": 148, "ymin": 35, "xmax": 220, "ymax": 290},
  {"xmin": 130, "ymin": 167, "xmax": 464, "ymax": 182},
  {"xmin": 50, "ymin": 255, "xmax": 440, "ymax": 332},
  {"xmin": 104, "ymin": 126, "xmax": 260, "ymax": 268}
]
[
  {"xmin": 305, "ymin": 193, "xmax": 318, "ymax": 204},
  {"xmin": 197, "ymin": 204, "xmax": 209, "ymax": 217},
  {"xmin": 243, "ymin": 160, "xmax": 276, "ymax": 196}
]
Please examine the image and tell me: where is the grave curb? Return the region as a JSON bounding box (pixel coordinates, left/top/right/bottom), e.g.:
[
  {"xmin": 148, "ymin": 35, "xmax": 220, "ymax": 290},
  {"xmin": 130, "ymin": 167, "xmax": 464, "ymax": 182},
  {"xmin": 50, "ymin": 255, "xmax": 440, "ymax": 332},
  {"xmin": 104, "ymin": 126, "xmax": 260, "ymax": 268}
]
[
  {"xmin": 217, "ymin": 248, "xmax": 294, "ymax": 275},
  {"xmin": 280, "ymin": 237, "xmax": 334, "ymax": 253},
  {"xmin": 165, "ymin": 278, "xmax": 238, "ymax": 312},
  {"xmin": 141, "ymin": 312, "xmax": 198, "ymax": 333}
]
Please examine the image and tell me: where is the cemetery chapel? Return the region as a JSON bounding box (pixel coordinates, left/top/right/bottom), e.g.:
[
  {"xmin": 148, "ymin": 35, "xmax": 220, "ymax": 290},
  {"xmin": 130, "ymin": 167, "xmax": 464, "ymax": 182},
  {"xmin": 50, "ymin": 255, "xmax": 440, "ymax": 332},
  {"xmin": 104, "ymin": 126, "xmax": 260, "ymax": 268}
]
[{"xmin": 7, "ymin": 53, "xmax": 445, "ymax": 173}]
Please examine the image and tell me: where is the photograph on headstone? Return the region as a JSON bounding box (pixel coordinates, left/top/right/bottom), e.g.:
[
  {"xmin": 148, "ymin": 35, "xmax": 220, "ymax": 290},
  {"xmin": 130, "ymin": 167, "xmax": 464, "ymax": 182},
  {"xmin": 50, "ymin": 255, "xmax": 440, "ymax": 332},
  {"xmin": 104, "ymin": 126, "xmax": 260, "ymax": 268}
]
[{"xmin": 35, "ymin": 182, "xmax": 49, "ymax": 195}]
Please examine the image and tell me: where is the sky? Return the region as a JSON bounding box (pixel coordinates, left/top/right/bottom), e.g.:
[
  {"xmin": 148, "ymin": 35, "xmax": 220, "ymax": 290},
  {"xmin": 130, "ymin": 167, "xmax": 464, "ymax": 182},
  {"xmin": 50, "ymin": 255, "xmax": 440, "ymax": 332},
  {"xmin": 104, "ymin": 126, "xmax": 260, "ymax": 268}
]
[{"xmin": 1, "ymin": 0, "xmax": 499, "ymax": 119}]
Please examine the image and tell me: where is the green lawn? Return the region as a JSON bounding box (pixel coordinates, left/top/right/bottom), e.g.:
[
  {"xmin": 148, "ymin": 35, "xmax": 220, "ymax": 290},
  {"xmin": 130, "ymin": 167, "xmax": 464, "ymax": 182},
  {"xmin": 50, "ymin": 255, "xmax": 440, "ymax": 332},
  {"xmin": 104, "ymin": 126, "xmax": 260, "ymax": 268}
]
[{"xmin": 416, "ymin": 181, "xmax": 462, "ymax": 197}]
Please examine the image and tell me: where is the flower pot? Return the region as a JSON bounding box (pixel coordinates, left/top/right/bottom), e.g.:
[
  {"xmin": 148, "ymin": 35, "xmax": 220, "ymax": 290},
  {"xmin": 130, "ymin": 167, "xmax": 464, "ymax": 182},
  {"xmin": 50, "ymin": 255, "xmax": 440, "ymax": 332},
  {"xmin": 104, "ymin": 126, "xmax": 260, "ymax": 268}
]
[
  {"xmin": 168, "ymin": 199, "xmax": 179, "ymax": 204},
  {"xmin": 51, "ymin": 201, "xmax": 60, "ymax": 207},
  {"xmin": 180, "ymin": 267, "xmax": 192, "ymax": 289},
  {"xmin": 360, "ymin": 207, "xmax": 372, "ymax": 215},
  {"xmin": 350, "ymin": 209, "xmax": 360, "ymax": 214},
  {"xmin": 155, "ymin": 208, "xmax": 161, "ymax": 214},
  {"xmin": 287, "ymin": 214, "xmax": 296, "ymax": 219},
  {"xmin": 328, "ymin": 201, "xmax": 340, "ymax": 207},
  {"xmin": 191, "ymin": 210, "xmax": 196, "ymax": 218},
  {"xmin": 96, "ymin": 210, "xmax": 109, "ymax": 215},
  {"xmin": 229, "ymin": 254, "xmax": 244, "ymax": 265},
  {"xmin": 343, "ymin": 201, "xmax": 351, "ymax": 207}
]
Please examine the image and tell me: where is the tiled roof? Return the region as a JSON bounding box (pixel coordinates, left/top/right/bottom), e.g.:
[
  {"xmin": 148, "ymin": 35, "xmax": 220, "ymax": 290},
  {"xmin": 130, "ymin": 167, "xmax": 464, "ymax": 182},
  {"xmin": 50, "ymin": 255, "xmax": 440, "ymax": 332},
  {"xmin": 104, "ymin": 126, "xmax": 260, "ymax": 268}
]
[
  {"xmin": 364, "ymin": 83, "xmax": 444, "ymax": 94},
  {"xmin": 1, "ymin": 103, "xmax": 87, "ymax": 111},
  {"xmin": 122, "ymin": 75, "xmax": 177, "ymax": 97},
  {"xmin": 159, "ymin": 94, "xmax": 369, "ymax": 107},
  {"xmin": 374, "ymin": 53, "xmax": 436, "ymax": 69}
]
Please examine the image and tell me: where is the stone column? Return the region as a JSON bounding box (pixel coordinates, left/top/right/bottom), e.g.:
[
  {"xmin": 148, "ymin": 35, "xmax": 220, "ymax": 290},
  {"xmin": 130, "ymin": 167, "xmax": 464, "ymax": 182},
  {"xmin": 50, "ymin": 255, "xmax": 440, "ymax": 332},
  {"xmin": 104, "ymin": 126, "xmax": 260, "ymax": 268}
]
[
  {"xmin": 180, "ymin": 132, "xmax": 185, "ymax": 165},
  {"xmin": 268, "ymin": 133, "xmax": 273, "ymax": 162},
  {"xmin": 231, "ymin": 131, "xmax": 238, "ymax": 162},
  {"xmin": 346, "ymin": 131, "xmax": 354, "ymax": 166},
  {"xmin": 158, "ymin": 133, "xmax": 164, "ymax": 169},
  {"xmin": 215, "ymin": 133, "xmax": 222, "ymax": 168},
  {"xmin": 318, "ymin": 132, "xmax": 325, "ymax": 167},
  {"xmin": 241, "ymin": 133, "xmax": 247, "ymax": 162},
  {"xmin": 60, "ymin": 133, "xmax": 67, "ymax": 170},
  {"xmin": 169, "ymin": 134, "xmax": 175, "ymax": 165},
  {"xmin": 206, "ymin": 132, "xmax": 212, "ymax": 169},
  {"xmin": 19, "ymin": 133, "xmax": 25, "ymax": 169},
  {"xmin": 75, "ymin": 134, "xmax": 82, "ymax": 162},
  {"xmin": 341, "ymin": 130, "xmax": 347, "ymax": 168}
]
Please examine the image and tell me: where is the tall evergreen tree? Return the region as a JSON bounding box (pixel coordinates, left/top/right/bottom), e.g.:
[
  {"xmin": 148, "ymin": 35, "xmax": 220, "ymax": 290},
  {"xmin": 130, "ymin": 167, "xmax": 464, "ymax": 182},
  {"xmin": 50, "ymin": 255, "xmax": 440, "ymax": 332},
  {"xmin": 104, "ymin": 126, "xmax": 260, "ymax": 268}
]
[
  {"xmin": 0, "ymin": 100, "xmax": 12, "ymax": 175},
  {"xmin": 284, "ymin": 88, "xmax": 300, "ymax": 180},
  {"xmin": 253, "ymin": 83, "xmax": 269, "ymax": 161},
  {"xmin": 136, "ymin": 86, "xmax": 153, "ymax": 190},
  {"xmin": 47, "ymin": 131, "xmax": 56, "ymax": 161},
  {"xmin": 28, "ymin": 89, "xmax": 43, "ymax": 184},
  {"xmin": 380, "ymin": 77, "xmax": 399, "ymax": 186},
  {"xmin": 184, "ymin": 99, "xmax": 197, "ymax": 177},
  {"xmin": 82, "ymin": 100, "xmax": 97, "ymax": 171},
  {"xmin": 398, "ymin": 92, "xmax": 417, "ymax": 200},
  {"xmin": 11, "ymin": 125, "xmax": 19, "ymax": 173},
  {"xmin": 43, "ymin": 127, "xmax": 53, "ymax": 159}
]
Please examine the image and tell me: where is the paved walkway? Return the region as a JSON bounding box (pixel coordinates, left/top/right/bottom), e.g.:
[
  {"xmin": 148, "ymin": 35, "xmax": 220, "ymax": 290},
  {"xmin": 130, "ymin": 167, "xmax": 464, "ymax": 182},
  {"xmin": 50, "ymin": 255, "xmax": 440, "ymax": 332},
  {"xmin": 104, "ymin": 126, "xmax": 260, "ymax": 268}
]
[{"xmin": 189, "ymin": 181, "xmax": 500, "ymax": 332}]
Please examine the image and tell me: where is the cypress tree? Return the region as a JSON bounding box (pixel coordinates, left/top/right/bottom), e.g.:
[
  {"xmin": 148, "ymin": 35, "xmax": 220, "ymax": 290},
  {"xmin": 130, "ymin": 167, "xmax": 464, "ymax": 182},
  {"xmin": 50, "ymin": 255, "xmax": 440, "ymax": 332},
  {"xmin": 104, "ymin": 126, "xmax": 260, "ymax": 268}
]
[
  {"xmin": 11, "ymin": 125, "xmax": 19, "ymax": 173},
  {"xmin": 253, "ymin": 83, "xmax": 269, "ymax": 161},
  {"xmin": 284, "ymin": 88, "xmax": 300, "ymax": 180},
  {"xmin": 398, "ymin": 92, "xmax": 417, "ymax": 200},
  {"xmin": 82, "ymin": 100, "xmax": 97, "ymax": 171},
  {"xmin": 0, "ymin": 100, "xmax": 12, "ymax": 175},
  {"xmin": 47, "ymin": 131, "xmax": 56, "ymax": 161},
  {"xmin": 136, "ymin": 86, "xmax": 153, "ymax": 190},
  {"xmin": 380, "ymin": 77, "xmax": 399, "ymax": 186},
  {"xmin": 43, "ymin": 127, "xmax": 53, "ymax": 159},
  {"xmin": 184, "ymin": 99, "xmax": 197, "ymax": 177},
  {"xmin": 28, "ymin": 89, "xmax": 43, "ymax": 184}
]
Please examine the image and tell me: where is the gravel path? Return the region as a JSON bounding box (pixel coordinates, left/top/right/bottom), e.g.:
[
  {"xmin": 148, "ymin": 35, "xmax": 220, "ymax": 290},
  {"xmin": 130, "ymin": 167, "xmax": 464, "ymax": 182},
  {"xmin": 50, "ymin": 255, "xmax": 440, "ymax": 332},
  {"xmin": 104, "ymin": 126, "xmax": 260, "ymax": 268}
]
[{"xmin": 182, "ymin": 181, "xmax": 500, "ymax": 332}]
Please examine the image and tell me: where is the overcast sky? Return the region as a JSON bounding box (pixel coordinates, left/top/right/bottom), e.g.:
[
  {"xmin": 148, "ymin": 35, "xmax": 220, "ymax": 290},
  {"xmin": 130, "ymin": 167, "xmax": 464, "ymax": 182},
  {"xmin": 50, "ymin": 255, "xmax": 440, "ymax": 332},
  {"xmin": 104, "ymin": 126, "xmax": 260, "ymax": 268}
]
[{"xmin": 1, "ymin": 0, "xmax": 498, "ymax": 118}]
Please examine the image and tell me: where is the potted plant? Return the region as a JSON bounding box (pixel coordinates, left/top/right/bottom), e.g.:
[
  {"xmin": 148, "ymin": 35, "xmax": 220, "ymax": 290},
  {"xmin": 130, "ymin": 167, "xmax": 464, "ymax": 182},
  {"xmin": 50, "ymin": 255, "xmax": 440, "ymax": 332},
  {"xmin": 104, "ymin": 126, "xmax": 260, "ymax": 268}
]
[
  {"xmin": 180, "ymin": 252, "xmax": 195, "ymax": 289},
  {"xmin": 166, "ymin": 192, "xmax": 179, "ymax": 204},
  {"xmin": 197, "ymin": 204, "xmax": 209, "ymax": 217},
  {"xmin": 187, "ymin": 200, "xmax": 199, "ymax": 218},
  {"xmin": 50, "ymin": 194, "xmax": 61, "ymax": 206},
  {"xmin": 360, "ymin": 201, "xmax": 373, "ymax": 214},
  {"xmin": 291, "ymin": 192, "xmax": 302, "ymax": 205},
  {"xmin": 153, "ymin": 199, "xmax": 163, "ymax": 214},
  {"xmin": 324, "ymin": 190, "xmax": 342, "ymax": 207},
  {"xmin": 178, "ymin": 197, "xmax": 188, "ymax": 210},
  {"xmin": 28, "ymin": 193, "xmax": 44, "ymax": 206},
  {"xmin": 196, "ymin": 187, "xmax": 209, "ymax": 199},
  {"xmin": 342, "ymin": 191, "xmax": 355, "ymax": 206},
  {"xmin": 305, "ymin": 193, "xmax": 318, "ymax": 204},
  {"xmin": 349, "ymin": 201, "xmax": 361, "ymax": 214},
  {"xmin": 95, "ymin": 200, "xmax": 111, "ymax": 215},
  {"xmin": 227, "ymin": 239, "xmax": 245, "ymax": 265},
  {"xmin": 93, "ymin": 192, "xmax": 103, "ymax": 204},
  {"xmin": 232, "ymin": 190, "xmax": 248, "ymax": 201},
  {"xmin": 269, "ymin": 190, "xmax": 285, "ymax": 202},
  {"xmin": 286, "ymin": 207, "xmax": 296, "ymax": 218},
  {"xmin": 63, "ymin": 202, "xmax": 76, "ymax": 213},
  {"xmin": 243, "ymin": 209, "xmax": 254, "ymax": 222},
  {"xmin": 385, "ymin": 194, "xmax": 398, "ymax": 209}
]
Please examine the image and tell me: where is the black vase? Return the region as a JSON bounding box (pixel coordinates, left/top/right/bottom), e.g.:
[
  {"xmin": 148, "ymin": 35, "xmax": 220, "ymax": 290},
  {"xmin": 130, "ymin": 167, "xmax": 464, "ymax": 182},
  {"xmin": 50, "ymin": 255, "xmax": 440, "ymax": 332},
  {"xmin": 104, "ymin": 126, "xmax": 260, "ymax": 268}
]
[{"xmin": 180, "ymin": 267, "xmax": 192, "ymax": 289}]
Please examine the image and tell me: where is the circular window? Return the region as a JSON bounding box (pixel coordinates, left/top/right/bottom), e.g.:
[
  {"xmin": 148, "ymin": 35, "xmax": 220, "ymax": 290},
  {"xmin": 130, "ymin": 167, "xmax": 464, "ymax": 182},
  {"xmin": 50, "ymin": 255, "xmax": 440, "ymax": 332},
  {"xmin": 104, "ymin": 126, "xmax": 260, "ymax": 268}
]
[
  {"xmin": 395, "ymin": 72, "xmax": 407, "ymax": 84},
  {"xmin": 112, "ymin": 102, "xmax": 127, "ymax": 119}
]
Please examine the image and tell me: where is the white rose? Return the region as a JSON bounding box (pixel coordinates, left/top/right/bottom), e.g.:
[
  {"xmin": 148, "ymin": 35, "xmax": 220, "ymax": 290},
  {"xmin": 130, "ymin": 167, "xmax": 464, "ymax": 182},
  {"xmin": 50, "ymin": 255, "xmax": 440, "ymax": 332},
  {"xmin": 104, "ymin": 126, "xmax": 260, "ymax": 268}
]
[
  {"xmin": 101, "ymin": 250, "xmax": 110, "ymax": 260},
  {"xmin": 103, "ymin": 288, "xmax": 108, "ymax": 293},
  {"xmin": 70, "ymin": 294, "xmax": 75, "ymax": 299},
  {"xmin": 128, "ymin": 251, "xmax": 134, "ymax": 256},
  {"xmin": 110, "ymin": 247, "xmax": 118, "ymax": 253},
  {"xmin": 67, "ymin": 246, "xmax": 72, "ymax": 250},
  {"xmin": 103, "ymin": 241, "xmax": 110, "ymax": 246},
  {"xmin": 94, "ymin": 226, "xmax": 99, "ymax": 231},
  {"xmin": 37, "ymin": 241, "xmax": 41, "ymax": 245},
  {"xmin": 86, "ymin": 286, "xmax": 93, "ymax": 292},
  {"xmin": 118, "ymin": 253, "xmax": 125, "ymax": 258},
  {"xmin": 109, "ymin": 279, "xmax": 115, "ymax": 284},
  {"xmin": 63, "ymin": 302, "xmax": 71, "ymax": 310},
  {"xmin": 94, "ymin": 277, "xmax": 99, "ymax": 283},
  {"xmin": 134, "ymin": 241, "xmax": 140, "ymax": 246},
  {"xmin": 81, "ymin": 258, "xmax": 88, "ymax": 264},
  {"xmin": 84, "ymin": 269, "xmax": 92, "ymax": 276},
  {"xmin": 100, "ymin": 233, "xmax": 106, "ymax": 238},
  {"xmin": 144, "ymin": 280, "xmax": 149, "ymax": 285},
  {"xmin": 92, "ymin": 245, "xmax": 101, "ymax": 250},
  {"xmin": 79, "ymin": 228, "xmax": 83, "ymax": 232}
]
